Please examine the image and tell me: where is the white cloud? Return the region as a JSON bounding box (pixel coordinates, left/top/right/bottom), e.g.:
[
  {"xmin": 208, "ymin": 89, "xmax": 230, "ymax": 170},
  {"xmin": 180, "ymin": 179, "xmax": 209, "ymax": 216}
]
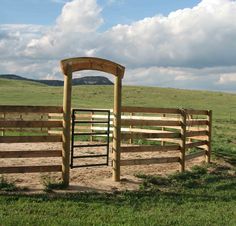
[
  {"xmin": 98, "ymin": 0, "xmax": 236, "ymax": 69},
  {"xmin": 24, "ymin": 0, "xmax": 103, "ymax": 59},
  {"xmin": 217, "ymin": 73, "xmax": 236, "ymax": 84},
  {"xmin": 0, "ymin": 0, "xmax": 236, "ymax": 92}
]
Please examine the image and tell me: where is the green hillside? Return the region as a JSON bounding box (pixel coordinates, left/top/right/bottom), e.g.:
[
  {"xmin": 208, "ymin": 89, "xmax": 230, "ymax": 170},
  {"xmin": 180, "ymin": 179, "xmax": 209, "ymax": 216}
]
[{"xmin": 0, "ymin": 78, "xmax": 235, "ymax": 120}]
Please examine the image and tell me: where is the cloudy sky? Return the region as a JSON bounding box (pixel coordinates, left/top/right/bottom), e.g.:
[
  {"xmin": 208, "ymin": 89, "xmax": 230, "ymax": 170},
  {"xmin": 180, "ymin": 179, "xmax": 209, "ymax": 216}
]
[{"xmin": 0, "ymin": 0, "xmax": 236, "ymax": 92}]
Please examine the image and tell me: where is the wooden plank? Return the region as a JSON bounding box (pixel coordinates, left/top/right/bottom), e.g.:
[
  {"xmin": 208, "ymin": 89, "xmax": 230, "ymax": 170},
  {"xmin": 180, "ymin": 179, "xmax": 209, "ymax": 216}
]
[
  {"xmin": 61, "ymin": 57, "xmax": 125, "ymax": 78},
  {"xmin": 92, "ymin": 115, "xmax": 114, "ymax": 119},
  {"xmin": 185, "ymin": 150, "xmax": 206, "ymax": 161},
  {"xmin": 128, "ymin": 128, "xmax": 180, "ymax": 133},
  {"xmin": 75, "ymin": 114, "xmax": 92, "ymax": 119},
  {"xmin": 0, "ymin": 150, "xmax": 62, "ymax": 158},
  {"xmin": 186, "ymin": 130, "xmax": 208, "ymax": 137},
  {"xmin": 121, "ymin": 132, "xmax": 181, "ymax": 140},
  {"xmin": 187, "ymin": 127, "xmax": 208, "ymax": 131},
  {"xmin": 147, "ymin": 138, "xmax": 181, "ymax": 144},
  {"xmin": 0, "ymin": 135, "xmax": 62, "ymax": 143},
  {"xmin": 113, "ymin": 76, "xmax": 122, "ymax": 182},
  {"xmin": 189, "ymin": 136, "xmax": 208, "ymax": 141},
  {"xmin": 62, "ymin": 65, "xmax": 72, "ymax": 187},
  {"xmin": 206, "ymin": 110, "xmax": 212, "ymax": 163},
  {"xmin": 120, "ymin": 157, "xmax": 180, "ymax": 166},
  {"xmin": 185, "ymin": 140, "xmax": 208, "ymax": 149},
  {"xmin": 120, "ymin": 145, "xmax": 180, "ymax": 153},
  {"xmin": 48, "ymin": 130, "xmax": 62, "ymax": 135},
  {"xmin": 121, "ymin": 106, "xmax": 181, "ymax": 114},
  {"xmin": 121, "ymin": 115, "xmax": 180, "ymax": 120},
  {"xmin": 121, "ymin": 119, "xmax": 181, "ymax": 127},
  {"xmin": 91, "ymin": 126, "xmax": 114, "ymax": 131},
  {"xmin": 0, "ymin": 128, "xmax": 48, "ymax": 133},
  {"xmin": 0, "ymin": 106, "xmax": 63, "ymax": 113},
  {"xmin": 180, "ymin": 110, "xmax": 187, "ymax": 172},
  {"xmin": 0, "ymin": 165, "xmax": 62, "ymax": 174},
  {"xmin": 185, "ymin": 109, "xmax": 209, "ymax": 115},
  {"xmin": 186, "ymin": 120, "xmax": 209, "ymax": 126},
  {"xmin": 0, "ymin": 120, "xmax": 62, "ymax": 128},
  {"xmin": 48, "ymin": 113, "xmax": 63, "ymax": 117}
]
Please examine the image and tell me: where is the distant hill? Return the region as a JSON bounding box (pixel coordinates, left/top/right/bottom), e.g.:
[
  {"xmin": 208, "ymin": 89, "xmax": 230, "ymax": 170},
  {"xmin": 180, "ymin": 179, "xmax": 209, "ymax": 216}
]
[{"xmin": 0, "ymin": 74, "xmax": 113, "ymax": 86}]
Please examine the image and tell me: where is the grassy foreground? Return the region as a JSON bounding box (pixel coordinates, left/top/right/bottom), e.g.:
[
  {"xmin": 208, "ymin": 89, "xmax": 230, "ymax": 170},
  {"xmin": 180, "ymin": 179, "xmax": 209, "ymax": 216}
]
[
  {"xmin": 0, "ymin": 164, "xmax": 236, "ymax": 226},
  {"xmin": 0, "ymin": 79, "xmax": 235, "ymax": 225}
]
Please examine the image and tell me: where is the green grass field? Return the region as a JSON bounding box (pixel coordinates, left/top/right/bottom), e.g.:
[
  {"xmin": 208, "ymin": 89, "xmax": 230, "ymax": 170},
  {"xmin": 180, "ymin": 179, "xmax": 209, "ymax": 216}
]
[{"xmin": 0, "ymin": 79, "xmax": 236, "ymax": 226}]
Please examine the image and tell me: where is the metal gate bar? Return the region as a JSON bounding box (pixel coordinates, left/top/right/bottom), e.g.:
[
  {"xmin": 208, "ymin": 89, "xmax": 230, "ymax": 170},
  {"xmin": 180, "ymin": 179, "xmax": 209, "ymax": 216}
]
[{"xmin": 70, "ymin": 108, "xmax": 111, "ymax": 168}]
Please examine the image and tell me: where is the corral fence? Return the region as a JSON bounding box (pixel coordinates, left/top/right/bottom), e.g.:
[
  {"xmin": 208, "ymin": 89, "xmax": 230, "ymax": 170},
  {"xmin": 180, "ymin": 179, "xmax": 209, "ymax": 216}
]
[
  {"xmin": 48, "ymin": 106, "xmax": 212, "ymax": 172},
  {"xmin": 0, "ymin": 105, "xmax": 212, "ymax": 181},
  {"xmin": 119, "ymin": 106, "xmax": 212, "ymax": 172},
  {"xmin": 0, "ymin": 106, "xmax": 63, "ymax": 174}
]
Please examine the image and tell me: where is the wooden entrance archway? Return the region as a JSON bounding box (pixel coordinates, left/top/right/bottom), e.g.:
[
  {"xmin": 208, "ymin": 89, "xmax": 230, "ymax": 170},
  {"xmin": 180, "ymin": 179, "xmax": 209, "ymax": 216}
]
[{"xmin": 60, "ymin": 57, "xmax": 125, "ymax": 186}]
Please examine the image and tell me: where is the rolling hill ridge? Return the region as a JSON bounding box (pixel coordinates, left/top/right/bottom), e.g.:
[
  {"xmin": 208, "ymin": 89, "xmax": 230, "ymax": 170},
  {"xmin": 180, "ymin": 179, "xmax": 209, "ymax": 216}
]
[{"xmin": 0, "ymin": 74, "xmax": 113, "ymax": 86}]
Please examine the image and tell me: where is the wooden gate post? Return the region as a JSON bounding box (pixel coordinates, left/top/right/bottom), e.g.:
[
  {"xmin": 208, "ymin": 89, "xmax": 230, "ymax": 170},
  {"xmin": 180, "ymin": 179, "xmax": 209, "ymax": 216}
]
[
  {"xmin": 112, "ymin": 76, "xmax": 122, "ymax": 181},
  {"xmin": 62, "ymin": 65, "xmax": 72, "ymax": 187}
]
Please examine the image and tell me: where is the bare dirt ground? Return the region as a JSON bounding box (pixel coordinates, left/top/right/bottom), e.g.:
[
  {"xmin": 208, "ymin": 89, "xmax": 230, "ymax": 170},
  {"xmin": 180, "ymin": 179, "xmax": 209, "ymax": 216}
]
[{"xmin": 0, "ymin": 142, "xmax": 204, "ymax": 193}]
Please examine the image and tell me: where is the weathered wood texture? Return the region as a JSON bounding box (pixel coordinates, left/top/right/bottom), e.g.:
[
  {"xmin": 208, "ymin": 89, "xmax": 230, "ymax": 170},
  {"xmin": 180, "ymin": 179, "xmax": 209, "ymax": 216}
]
[
  {"xmin": 0, "ymin": 150, "xmax": 62, "ymax": 158},
  {"xmin": 120, "ymin": 157, "xmax": 180, "ymax": 166},
  {"xmin": 180, "ymin": 110, "xmax": 187, "ymax": 172},
  {"xmin": 62, "ymin": 65, "xmax": 72, "ymax": 186},
  {"xmin": 0, "ymin": 105, "xmax": 64, "ymax": 175},
  {"xmin": 121, "ymin": 132, "xmax": 181, "ymax": 140},
  {"xmin": 0, "ymin": 165, "xmax": 62, "ymax": 174},
  {"xmin": 119, "ymin": 106, "xmax": 211, "ymax": 169},
  {"xmin": 0, "ymin": 120, "xmax": 62, "ymax": 128},
  {"xmin": 186, "ymin": 130, "xmax": 208, "ymax": 137},
  {"xmin": 206, "ymin": 110, "xmax": 212, "ymax": 163},
  {"xmin": 112, "ymin": 76, "xmax": 122, "ymax": 181},
  {"xmin": 121, "ymin": 119, "xmax": 181, "ymax": 127},
  {"xmin": 0, "ymin": 135, "xmax": 62, "ymax": 143},
  {"xmin": 60, "ymin": 57, "xmax": 125, "ymax": 78},
  {"xmin": 185, "ymin": 140, "xmax": 208, "ymax": 149},
  {"xmin": 185, "ymin": 150, "xmax": 206, "ymax": 161},
  {"xmin": 121, "ymin": 145, "xmax": 180, "ymax": 153}
]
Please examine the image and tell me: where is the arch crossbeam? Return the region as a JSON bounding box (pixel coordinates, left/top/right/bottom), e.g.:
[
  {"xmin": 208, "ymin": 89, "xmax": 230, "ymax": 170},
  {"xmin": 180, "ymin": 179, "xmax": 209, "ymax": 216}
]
[{"xmin": 61, "ymin": 57, "xmax": 125, "ymax": 78}]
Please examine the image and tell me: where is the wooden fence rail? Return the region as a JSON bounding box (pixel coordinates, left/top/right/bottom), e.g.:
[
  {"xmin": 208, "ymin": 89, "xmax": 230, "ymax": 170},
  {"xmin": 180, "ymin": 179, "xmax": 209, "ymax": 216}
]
[
  {"xmin": 48, "ymin": 107, "xmax": 212, "ymax": 174},
  {"xmin": 0, "ymin": 105, "xmax": 63, "ymax": 175},
  {"xmin": 119, "ymin": 107, "xmax": 212, "ymax": 173}
]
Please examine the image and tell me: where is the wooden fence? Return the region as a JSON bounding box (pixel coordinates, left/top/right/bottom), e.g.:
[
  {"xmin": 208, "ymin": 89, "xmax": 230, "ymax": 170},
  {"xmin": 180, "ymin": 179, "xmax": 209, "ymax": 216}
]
[
  {"xmin": 0, "ymin": 105, "xmax": 212, "ymax": 181},
  {"xmin": 48, "ymin": 106, "xmax": 211, "ymax": 174},
  {"xmin": 0, "ymin": 105, "xmax": 63, "ymax": 174},
  {"xmin": 119, "ymin": 106, "xmax": 212, "ymax": 172}
]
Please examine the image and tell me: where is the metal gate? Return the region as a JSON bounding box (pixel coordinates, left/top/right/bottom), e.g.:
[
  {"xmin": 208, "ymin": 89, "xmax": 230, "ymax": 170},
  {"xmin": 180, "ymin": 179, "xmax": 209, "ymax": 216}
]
[{"xmin": 70, "ymin": 109, "xmax": 111, "ymax": 168}]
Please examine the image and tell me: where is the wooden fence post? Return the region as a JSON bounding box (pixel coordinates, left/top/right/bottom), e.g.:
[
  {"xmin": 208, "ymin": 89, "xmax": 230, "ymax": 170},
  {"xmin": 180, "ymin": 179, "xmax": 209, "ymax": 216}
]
[
  {"xmin": 206, "ymin": 110, "xmax": 212, "ymax": 163},
  {"xmin": 112, "ymin": 76, "xmax": 122, "ymax": 181},
  {"xmin": 129, "ymin": 112, "xmax": 134, "ymax": 144},
  {"xmin": 180, "ymin": 110, "xmax": 187, "ymax": 172},
  {"xmin": 62, "ymin": 66, "xmax": 72, "ymax": 187}
]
